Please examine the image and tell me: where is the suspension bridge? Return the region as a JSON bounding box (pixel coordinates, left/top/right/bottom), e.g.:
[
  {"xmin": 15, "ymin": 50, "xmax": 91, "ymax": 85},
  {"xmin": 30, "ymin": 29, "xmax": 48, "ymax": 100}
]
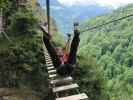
[{"xmin": 1, "ymin": 0, "xmax": 133, "ymax": 100}]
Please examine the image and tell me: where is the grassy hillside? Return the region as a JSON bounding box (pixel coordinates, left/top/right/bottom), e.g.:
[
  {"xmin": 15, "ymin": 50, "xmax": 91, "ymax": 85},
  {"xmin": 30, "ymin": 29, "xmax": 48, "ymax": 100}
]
[{"xmin": 78, "ymin": 4, "xmax": 133, "ymax": 100}]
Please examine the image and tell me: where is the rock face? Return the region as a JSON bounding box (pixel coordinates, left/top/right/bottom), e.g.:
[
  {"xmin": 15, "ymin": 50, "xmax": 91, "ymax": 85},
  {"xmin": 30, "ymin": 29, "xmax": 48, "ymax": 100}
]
[{"xmin": 0, "ymin": 88, "xmax": 41, "ymax": 100}]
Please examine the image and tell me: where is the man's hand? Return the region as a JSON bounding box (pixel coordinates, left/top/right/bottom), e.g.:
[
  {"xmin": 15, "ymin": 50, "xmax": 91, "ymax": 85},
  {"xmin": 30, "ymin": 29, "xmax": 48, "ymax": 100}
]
[
  {"xmin": 39, "ymin": 25, "xmax": 52, "ymax": 39},
  {"xmin": 74, "ymin": 22, "xmax": 80, "ymax": 36},
  {"xmin": 39, "ymin": 25, "xmax": 48, "ymax": 34},
  {"xmin": 74, "ymin": 22, "xmax": 80, "ymax": 31}
]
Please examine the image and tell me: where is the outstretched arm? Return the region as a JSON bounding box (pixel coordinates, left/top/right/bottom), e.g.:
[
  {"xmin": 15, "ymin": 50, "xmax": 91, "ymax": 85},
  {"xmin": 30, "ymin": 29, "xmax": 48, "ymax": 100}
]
[
  {"xmin": 67, "ymin": 22, "xmax": 80, "ymax": 65},
  {"xmin": 39, "ymin": 25, "xmax": 61, "ymax": 68},
  {"xmin": 39, "ymin": 25, "xmax": 51, "ymax": 40}
]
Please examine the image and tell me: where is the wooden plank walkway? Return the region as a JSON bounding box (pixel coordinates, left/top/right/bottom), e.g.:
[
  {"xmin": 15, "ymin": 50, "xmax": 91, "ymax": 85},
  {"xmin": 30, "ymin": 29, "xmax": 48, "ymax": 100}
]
[
  {"xmin": 50, "ymin": 77, "xmax": 73, "ymax": 85},
  {"xmin": 49, "ymin": 74, "xmax": 57, "ymax": 78},
  {"xmin": 53, "ymin": 84, "xmax": 79, "ymax": 93},
  {"xmin": 48, "ymin": 70, "xmax": 56, "ymax": 74},
  {"xmin": 47, "ymin": 66, "xmax": 55, "ymax": 70},
  {"xmin": 44, "ymin": 47, "xmax": 88, "ymax": 100},
  {"xmin": 56, "ymin": 93, "xmax": 88, "ymax": 100}
]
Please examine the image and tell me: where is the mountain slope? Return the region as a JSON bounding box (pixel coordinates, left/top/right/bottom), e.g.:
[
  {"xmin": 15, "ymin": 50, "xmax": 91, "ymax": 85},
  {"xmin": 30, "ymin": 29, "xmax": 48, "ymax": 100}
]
[
  {"xmin": 39, "ymin": 0, "xmax": 112, "ymax": 34},
  {"xmin": 78, "ymin": 4, "xmax": 133, "ymax": 100},
  {"xmin": 51, "ymin": 5, "xmax": 112, "ymax": 34}
]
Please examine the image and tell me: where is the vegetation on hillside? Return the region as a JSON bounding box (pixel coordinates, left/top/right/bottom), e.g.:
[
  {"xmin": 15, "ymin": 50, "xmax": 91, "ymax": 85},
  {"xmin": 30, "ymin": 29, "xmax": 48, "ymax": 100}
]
[
  {"xmin": 78, "ymin": 4, "xmax": 133, "ymax": 100},
  {"xmin": 0, "ymin": 0, "xmax": 63, "ymax": 99}
]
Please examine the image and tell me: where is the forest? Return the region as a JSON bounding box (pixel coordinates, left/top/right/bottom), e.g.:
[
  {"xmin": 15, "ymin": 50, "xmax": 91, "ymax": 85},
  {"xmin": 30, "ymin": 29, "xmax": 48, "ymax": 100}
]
[
  {"xmin": 79, "ymin": 4, "xmax": 133, "ymax": 100},
  {"xmin": 0, "ymin": 0, "xmax": 133, "ymax": 100}
]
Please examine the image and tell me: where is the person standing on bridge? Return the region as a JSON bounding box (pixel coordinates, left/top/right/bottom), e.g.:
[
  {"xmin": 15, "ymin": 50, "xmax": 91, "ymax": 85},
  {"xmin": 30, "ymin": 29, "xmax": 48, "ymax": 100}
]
[{"xmin": 40, "ymin": 22, "xmax": 80, "ymax": 77}]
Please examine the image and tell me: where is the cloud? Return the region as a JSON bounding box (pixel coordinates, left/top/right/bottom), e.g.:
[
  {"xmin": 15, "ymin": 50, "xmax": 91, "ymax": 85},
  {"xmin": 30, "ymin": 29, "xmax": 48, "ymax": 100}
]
[
  {"xmin": 57, "ymin": 0, "xmax": 133, "ymax": 8},
  {"xmin": 51, "ymin": 6, "xmax": 63, "ymax": 10}
]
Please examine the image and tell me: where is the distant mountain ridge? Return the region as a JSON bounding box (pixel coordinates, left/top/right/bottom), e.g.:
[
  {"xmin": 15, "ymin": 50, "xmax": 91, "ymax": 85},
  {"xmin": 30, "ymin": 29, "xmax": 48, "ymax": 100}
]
[{"xmin": 40, "ymin": 0, "xmax": 112, "ymax": 34}]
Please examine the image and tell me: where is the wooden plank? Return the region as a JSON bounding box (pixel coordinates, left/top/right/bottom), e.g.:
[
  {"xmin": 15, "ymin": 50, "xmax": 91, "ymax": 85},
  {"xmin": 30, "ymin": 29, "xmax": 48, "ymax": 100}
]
[
  {"xmin": 45, "ymin": 53, "xmax": 48, "ymax": 54},
  {"xmin": 49, "ymin": 74, "xmax": 57, "ymax": 78},
  {"xmin": 45, "ymin": 56, "xmax": 51, "ymax": 59},
  {"xmin": 53, "ymin": 84, "xmax": 79, "ymax": 93},
  {"xmin": 47, "ymin": 68, "xmax": 56, "ymax": 71},
  {"xmin": 46, "ymin": 61, "xmax": 52, "ymax": 64},
  {"xmin": 45, "ymin": 56, "xmax": 51, "ymax": 58},
  {"xmin": 46, "ymin": 59, "xmax": 51, "ymax": 62},
  {"xmin": 46, "ymin": 59, "xmax": 52, "ymax": 61},
  {"xmin": 47, "ymin": 66, "xmax": 55, "ymax": 70},
  {"xmin": 50, "ymin": 77, "xmax": 73, "ymax": 85},
  {"xmin": 46, "ymin": 63, "xmax": 52, "ymax": 65},
  {"xmin": 45, "ymin": 55, "xmax": 48, "ymax": 57},
  {"xmin": 46, "ymin": 63, "xmax": 53, "ymax": 66},
  {"xmin": 46, "ymin": 62, "xmax": 52, "ymax": 64},
  {"xmin": 45, "ymin": 55, "xmax": 50, "ymax": 57},
  {"xmin": 56, "ymin": 93, "xmax": 88, "ymax": 100},
  {"xmin": 45, "ymin": 54, "xmax": 50, "ymax": 56},
  {"xmin": 45, "ymin": 58, "xmax": 51, "ymax": 61},
  {"xmin": 0, "ymin": 88, "xmax": 18, "ymax": 97},
  {"xmin": 48, "ymin": 70, "xmax": 56, "ymax": 74},
  {"xmin": 46, "ymin": 60, "xmax": 52, "ymax": 62}
]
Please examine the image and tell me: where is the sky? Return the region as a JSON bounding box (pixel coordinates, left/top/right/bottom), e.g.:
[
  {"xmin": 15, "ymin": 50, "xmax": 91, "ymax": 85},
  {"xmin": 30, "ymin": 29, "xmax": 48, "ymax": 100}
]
[{"xmin": 57, "ymin": 0, "xmax": 133, "ymax": 8}]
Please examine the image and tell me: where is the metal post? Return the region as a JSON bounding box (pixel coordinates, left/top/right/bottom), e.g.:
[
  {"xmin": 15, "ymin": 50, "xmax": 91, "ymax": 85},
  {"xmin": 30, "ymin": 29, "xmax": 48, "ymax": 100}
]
[{"xmin": 46, "ymin": 0, "xmax": 50, "ymax": 34}]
